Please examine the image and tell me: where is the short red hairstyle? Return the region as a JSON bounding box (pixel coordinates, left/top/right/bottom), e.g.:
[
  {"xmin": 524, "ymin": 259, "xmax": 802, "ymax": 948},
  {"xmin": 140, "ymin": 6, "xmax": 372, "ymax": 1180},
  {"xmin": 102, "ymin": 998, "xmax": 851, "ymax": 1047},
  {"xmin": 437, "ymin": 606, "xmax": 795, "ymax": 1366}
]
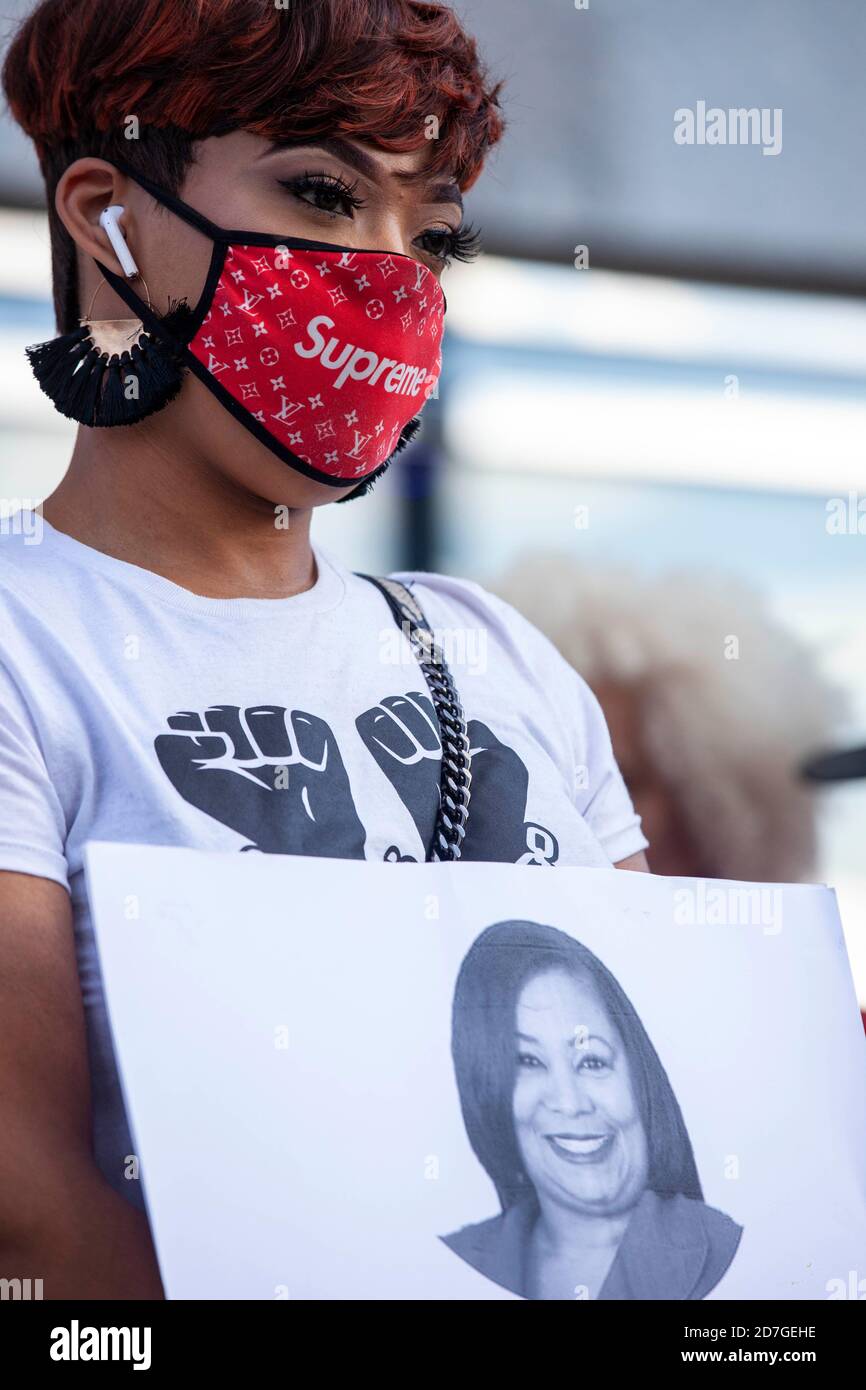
[{"xmin": 3, "ymin": 0, "xmax": 504, "ymax": 328}]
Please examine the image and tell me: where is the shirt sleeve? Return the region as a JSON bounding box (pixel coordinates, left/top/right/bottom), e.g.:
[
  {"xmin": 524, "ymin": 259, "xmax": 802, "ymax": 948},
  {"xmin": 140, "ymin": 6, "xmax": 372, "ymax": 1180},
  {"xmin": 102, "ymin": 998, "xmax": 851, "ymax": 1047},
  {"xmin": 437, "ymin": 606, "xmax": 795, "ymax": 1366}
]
[
  {"xmin": 570, "ymin": 668, "xmax": 649, "ymax": 864},
  {"xmin": 0, "ymin": 658, "xmax": 69, "ymax": 889},
  {"xmin": 475, "ymin": 583, "xmax": 648, "ymax": 863}
]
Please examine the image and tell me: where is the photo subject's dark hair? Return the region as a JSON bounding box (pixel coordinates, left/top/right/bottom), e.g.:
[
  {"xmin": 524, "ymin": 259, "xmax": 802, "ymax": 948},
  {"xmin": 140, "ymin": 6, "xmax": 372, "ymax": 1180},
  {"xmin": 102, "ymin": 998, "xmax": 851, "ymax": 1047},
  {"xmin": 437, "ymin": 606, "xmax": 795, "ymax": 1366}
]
[
  {"xmin": 2, "ymin": 0, "xmax": 504, "ymax": 330},
  {"xmin": 451, "ymin": 920, "xmax": 704, "ymax": 1211}
]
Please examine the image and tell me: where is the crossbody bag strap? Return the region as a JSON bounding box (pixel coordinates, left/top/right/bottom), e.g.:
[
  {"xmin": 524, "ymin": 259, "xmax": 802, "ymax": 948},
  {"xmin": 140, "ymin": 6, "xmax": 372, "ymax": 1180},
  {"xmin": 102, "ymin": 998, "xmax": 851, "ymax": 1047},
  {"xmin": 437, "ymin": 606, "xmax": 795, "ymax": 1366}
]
[{"xmin": 356, "ymin": 573, "xmax": 471, "ymax": 862}]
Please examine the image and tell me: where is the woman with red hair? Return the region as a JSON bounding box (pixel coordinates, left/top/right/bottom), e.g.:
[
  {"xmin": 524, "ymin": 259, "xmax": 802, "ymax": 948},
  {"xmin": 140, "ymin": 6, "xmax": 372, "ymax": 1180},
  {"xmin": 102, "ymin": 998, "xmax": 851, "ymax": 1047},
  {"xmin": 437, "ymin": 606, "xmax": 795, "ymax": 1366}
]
[{"xmin": 0, "ymin": 0, "xmax": 647, "ymax": 1297}]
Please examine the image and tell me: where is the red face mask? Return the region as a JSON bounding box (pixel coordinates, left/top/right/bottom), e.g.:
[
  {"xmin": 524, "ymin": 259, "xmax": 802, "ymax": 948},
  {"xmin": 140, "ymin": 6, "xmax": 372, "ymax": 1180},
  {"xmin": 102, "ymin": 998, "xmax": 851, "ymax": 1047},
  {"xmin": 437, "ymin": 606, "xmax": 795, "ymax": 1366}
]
[{"xmin": 100, "ymin": 167, "xmax": 446, "ymax": 490}]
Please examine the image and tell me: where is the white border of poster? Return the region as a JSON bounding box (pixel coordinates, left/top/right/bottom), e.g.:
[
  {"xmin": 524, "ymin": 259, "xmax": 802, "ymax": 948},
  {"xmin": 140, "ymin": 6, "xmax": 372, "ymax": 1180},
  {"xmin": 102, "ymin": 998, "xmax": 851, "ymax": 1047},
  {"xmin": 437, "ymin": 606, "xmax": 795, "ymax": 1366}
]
[{"xmin": 85, "ymin": 843, "xmax": 866, "ymax": 1301}]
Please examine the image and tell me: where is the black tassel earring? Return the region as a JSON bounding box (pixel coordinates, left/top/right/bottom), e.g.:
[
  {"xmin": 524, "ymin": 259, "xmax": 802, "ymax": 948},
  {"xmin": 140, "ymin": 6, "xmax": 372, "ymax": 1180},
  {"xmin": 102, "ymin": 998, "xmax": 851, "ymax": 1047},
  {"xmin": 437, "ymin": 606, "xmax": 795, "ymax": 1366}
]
[{"xmin": 25, "ymin": 277, "xmax": 194, "ymax": 428}]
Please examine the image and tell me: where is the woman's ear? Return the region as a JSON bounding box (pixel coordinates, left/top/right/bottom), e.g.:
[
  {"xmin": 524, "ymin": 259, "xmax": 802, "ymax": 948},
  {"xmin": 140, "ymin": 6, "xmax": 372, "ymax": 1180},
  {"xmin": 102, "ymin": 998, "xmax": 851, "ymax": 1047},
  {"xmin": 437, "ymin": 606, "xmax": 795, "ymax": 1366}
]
[{"xmin": 54, "ymin": 158, "xmax": 138, "ymax": 278}]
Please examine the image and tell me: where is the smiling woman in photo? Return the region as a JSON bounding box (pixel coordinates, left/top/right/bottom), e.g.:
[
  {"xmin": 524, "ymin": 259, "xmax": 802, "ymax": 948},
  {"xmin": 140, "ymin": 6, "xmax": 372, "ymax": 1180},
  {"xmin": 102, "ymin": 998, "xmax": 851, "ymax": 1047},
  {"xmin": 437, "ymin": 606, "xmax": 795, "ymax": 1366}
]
[{"xmin": 443, "ymin": 921, "xmax": 742, "ymax": 1300}]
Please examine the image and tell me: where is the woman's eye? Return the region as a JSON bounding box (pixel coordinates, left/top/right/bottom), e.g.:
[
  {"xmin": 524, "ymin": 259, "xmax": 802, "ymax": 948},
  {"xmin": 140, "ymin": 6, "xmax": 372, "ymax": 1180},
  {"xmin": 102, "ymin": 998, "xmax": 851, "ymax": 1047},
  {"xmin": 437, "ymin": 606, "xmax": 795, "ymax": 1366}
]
[
  {"xmin": 417, "ymin": 229, "xmax": 456, "ymax": 262},
  {"xmin": 577, "ymin": 1054, "xmax": 610, "ymax": 1073},
  {"xmin": 517, "ymin": 1051, "xmax": 544, "ymax": 1070},
  {"xmin": 417, "ymin": 223, "xmax": 482, "ymax": 267},
  {"xmin": 279, "ymin": 174, "xmax": 365, "ymax": 219}
]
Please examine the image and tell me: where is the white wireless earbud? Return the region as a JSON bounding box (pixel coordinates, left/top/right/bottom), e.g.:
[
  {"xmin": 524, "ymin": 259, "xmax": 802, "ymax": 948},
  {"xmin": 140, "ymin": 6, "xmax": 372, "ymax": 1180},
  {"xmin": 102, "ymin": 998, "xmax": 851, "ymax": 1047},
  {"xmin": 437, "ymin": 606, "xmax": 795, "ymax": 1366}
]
[{"xmin": 98, "ymin": 204, "xmax": 140, "ymax": 278}]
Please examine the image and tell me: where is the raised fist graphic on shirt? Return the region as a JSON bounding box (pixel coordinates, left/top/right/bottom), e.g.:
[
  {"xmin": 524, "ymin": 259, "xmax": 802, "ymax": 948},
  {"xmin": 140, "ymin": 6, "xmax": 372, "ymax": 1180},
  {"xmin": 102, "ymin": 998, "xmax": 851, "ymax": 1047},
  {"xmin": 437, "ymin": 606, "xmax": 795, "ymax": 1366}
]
[
  {"xmin": 154, "ymin": 705, "xmax": 366, "ymax": 857},
  {"xmin": 355, "ymin": 693, "xmax": 441, "ymax": 848},
  {"xmin": 356, "ymin": 692, "xmax": 559, "ymax": 864}
]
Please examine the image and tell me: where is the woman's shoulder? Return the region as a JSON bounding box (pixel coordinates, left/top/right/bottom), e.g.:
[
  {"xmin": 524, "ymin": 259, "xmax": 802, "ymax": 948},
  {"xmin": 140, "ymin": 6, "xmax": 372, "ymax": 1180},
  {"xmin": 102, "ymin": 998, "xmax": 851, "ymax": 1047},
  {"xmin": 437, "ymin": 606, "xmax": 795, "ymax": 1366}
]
[
  {"xmin": 0, "ymin": 517, "xmax": 85, "ymax": 614},
  {"xmin": 441, "ymin": 1198, "xmax": 537, "ymax": 1258},
  {"xmin": 0, "ymin": 520, "xmax": 43, "ymax": 584},
  {"xmin": 388, "ymin": 567, "xmax": 528, "ymax": 630},
  {"xmin": 384, "ymin": 566, "xmax": 646, "ymax": 861},
  {"xmin": 440, "ymin": 1199, "xmax": 536, "ymax": 1296},
  {"xmin": 671, "ymin": 1192, "xmax": 741, "ymax": 1242},
  {"xmin": 0, "ymin": 525, "xmax": 59, "ymax": 640},
  {"xmin": 387, "ymin": 566, "xmax": 598, "ymax": 697},
  {"xmin": 440, "ymin": 1210, "xmax": 506, "ymax": 1259},
  {"xmin": 648, "ymin": 1190, "xmax": 743, "ymax": 1295}
]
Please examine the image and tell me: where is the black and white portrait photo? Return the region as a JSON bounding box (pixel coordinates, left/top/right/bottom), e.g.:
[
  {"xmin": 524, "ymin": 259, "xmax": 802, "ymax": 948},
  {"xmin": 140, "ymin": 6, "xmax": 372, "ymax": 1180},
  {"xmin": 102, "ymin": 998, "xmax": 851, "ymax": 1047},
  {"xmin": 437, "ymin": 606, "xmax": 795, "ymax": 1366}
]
[
  {"xmin": 442, "ymin": 921, "xmax": 743, "ymax": 1300},
  {"xmin": 85, "ymin": 848, "xmax": 866, "ymax": 1299}
]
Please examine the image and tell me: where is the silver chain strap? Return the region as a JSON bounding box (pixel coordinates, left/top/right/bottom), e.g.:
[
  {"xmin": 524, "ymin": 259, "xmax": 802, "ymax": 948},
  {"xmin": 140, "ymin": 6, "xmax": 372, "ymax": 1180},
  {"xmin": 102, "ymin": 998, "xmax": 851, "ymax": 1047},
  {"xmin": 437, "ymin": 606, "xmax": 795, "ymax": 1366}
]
[{"xmin": 357, "ymin": 574, "xmax": 472, "ymax": 861}]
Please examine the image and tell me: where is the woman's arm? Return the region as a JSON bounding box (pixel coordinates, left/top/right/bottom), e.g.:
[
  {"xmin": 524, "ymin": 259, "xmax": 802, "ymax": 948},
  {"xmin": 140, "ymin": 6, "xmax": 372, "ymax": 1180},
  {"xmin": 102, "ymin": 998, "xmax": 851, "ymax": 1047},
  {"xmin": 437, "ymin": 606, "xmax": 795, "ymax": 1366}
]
[{"xmin": 0, "ymin": 870, "xmax": 164, "ymax": 1299}]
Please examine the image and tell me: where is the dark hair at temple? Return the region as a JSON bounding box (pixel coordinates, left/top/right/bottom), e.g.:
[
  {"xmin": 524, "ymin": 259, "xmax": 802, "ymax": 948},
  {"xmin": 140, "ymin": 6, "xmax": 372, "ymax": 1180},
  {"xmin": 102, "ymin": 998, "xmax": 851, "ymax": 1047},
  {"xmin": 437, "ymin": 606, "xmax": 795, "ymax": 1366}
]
[{"xmin": 450, "ymin": 920, "xmax": 703, "ymax": 1211}]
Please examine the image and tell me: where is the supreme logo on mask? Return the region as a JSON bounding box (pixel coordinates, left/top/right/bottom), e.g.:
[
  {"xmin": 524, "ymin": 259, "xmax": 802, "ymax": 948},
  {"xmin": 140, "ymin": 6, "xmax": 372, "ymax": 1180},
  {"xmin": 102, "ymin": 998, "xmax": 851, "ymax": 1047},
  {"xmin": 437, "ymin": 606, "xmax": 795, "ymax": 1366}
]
[
  {"xmin": 295, "ymin": 315, "xmax": 432, "ymax": 396},
  {"xmin": 188, "ymin": 244, "xmax": 444, "ymax": 481}
]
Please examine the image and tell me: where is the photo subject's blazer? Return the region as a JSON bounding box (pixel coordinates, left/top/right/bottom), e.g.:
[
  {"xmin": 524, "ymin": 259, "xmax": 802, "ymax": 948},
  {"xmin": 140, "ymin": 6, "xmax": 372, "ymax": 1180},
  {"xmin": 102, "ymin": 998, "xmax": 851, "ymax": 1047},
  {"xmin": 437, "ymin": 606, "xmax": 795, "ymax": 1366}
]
[{"xmin": 441, "ymin": 1188, "xmax": 743, "ymax": 1300}]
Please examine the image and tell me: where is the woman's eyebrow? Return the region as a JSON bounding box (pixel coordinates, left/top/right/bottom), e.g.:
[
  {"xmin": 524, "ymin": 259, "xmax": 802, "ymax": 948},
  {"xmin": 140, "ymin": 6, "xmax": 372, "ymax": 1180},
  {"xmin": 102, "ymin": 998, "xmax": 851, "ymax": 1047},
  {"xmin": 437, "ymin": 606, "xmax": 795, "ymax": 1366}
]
[
  {"xmin": 391, "ymin": 163, "xmax": 464, "ymax": 209},
  {"xmin": 264, "ymin": 135, "xmax": 379, "ymax": 179},
  {"xmin": 516, "ymin": 1029, "xmax": 614, "ymax": 1055},
  {"xmin": 573, "ymin": 1034, "xmax": 614, "ymax": 1055},
  {"xmin": 415, "ymin": 177, "xmax": 464, "ymax": 212},
  {"xmin": 264, "ymin": 136, "xmax": 463, "ymax": 210}
]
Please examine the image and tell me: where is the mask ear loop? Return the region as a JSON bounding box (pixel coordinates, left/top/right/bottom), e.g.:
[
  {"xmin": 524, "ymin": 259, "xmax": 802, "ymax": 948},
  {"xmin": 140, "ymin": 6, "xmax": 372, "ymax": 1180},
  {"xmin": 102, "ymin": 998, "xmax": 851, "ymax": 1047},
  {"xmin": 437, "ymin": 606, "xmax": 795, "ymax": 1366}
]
[{"xmin": 111, "ymin": 158, "xmax": 231, "ymax": 242}]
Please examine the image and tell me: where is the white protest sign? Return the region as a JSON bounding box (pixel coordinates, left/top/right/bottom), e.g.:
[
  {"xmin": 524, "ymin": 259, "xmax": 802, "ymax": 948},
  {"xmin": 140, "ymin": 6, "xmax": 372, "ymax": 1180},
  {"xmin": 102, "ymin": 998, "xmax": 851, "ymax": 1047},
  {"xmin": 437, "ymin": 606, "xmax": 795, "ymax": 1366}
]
[{"xmin": 85, "ymin": 843, "xmax": 866, "ymax": 1301}]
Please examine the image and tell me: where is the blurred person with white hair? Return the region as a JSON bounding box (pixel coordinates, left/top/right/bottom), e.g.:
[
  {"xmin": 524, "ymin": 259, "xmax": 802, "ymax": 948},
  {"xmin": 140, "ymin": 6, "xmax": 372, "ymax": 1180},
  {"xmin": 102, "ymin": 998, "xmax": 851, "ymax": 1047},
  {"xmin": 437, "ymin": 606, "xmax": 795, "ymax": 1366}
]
[{"xmin": 493, "ymin": 557, "xmax": 846, "ymax": 883}]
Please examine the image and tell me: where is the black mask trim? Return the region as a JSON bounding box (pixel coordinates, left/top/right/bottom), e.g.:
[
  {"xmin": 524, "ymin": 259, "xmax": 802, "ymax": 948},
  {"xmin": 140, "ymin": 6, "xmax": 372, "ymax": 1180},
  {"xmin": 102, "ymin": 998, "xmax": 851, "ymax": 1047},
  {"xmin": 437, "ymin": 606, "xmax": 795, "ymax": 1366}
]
[{"xmin": 96, "ymin": 255, "xmax": 415, "ymax": 491}]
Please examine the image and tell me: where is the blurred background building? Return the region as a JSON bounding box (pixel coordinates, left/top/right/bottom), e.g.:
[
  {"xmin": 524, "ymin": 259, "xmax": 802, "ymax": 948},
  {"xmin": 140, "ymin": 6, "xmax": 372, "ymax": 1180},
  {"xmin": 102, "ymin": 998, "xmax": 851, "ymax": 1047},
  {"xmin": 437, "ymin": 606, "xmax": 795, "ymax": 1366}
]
[{"xmin": 1, "ymin": 0, "xmax": 865, "ymax": 999}]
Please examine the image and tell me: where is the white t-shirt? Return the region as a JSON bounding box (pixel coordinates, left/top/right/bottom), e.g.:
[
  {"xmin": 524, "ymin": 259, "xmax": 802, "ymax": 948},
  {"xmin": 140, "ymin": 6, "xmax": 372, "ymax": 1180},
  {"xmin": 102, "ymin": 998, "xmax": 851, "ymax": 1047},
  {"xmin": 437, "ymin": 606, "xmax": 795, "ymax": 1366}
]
[{"xmin": 0, "ymin": 518, "xmax": 646, "ymax": 1210}]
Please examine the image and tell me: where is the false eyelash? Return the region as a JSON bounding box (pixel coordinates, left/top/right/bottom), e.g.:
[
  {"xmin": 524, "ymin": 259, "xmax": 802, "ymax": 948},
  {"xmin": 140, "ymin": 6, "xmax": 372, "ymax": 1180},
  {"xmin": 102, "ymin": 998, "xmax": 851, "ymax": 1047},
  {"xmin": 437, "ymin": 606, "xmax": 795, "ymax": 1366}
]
[
  {"xmin": 447, "ymin": 222, "xmax": 483, "ymax": 263},
  {"xmin": 278, "ymin": 170, "xmax": 367, "ymax": 213}
]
